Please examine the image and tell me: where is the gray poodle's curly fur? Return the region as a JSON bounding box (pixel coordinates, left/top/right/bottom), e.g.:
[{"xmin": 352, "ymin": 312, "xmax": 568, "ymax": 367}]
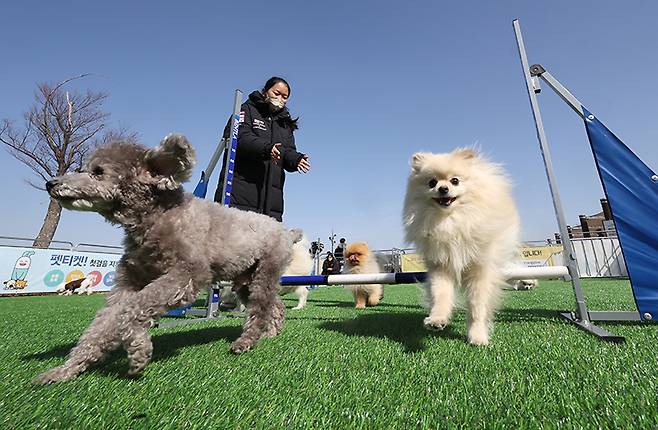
[{"xmin": 36, "ymin": 134, "xmax": 301, "ymax": 384}]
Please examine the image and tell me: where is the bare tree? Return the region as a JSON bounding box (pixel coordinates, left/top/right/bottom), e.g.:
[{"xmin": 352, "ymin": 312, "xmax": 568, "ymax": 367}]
[{"xmin": 0, "ymin": 75, "xmax": 134, "ymax": 248}]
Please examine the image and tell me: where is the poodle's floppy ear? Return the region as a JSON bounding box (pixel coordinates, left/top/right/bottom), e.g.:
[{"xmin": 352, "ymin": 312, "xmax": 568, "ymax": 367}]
[
  {"xmin": 145, "ymin": 133, "xmax": 196, "ymax": 190},
  {"xmin": 453, "ymin": 148, "xmax": 477, "ymax": 160},
  {"xmin": 410, "ymin": 152, "xmax": 430, "ymax": 173}
]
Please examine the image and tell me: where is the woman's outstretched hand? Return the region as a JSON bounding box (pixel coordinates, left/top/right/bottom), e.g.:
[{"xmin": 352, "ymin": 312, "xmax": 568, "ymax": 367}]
[
  {"xmin": 271, "ymin": 143, "xmax": 282, "ymax": 164},
  {"xmin": 297, "ymin": 155, "xmax": 311, "ymax": 173}
]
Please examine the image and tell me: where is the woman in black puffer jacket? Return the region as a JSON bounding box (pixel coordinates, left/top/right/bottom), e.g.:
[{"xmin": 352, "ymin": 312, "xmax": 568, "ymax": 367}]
[{"xmin": 214, "ymin": 77, "xmax": 310, "ymax": 221}]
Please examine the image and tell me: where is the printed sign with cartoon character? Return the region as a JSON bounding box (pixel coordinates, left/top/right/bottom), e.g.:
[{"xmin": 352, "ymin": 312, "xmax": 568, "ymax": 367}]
[{"xmin": 3, "ymin": 251, "xmax": 35, "ymax": 289}]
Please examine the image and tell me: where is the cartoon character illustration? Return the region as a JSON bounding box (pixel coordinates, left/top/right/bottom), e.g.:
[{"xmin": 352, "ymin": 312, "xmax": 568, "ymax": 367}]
[
  {"xmin": 11, "ymin": 251, "xmax": 35, "ymax": 281},
  {"xmin": 5, "ymin": 251, "xmax": 35, "ymax": 290}
]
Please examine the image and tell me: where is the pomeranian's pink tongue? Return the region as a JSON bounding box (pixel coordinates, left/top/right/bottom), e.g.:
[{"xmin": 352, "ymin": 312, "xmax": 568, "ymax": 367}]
[{"xmin": 434, "ymin": 197, "xmax": 456, "ymax": 207}]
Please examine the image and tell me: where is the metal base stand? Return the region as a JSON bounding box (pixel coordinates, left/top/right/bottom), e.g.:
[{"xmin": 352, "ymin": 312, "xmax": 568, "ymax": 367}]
[
  {"xmin": 156, "ymin": 283, "xmax": 242, "ymax": 329},
  {"xmin": 558, "ymin": 312, "xmax": 625, "ymax": 343}
]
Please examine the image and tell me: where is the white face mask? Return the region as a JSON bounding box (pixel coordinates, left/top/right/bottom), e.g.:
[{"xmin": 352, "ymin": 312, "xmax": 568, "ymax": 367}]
[{"xmin": 265, "ymin": 96, "xmax": 286, "ymax": 111}]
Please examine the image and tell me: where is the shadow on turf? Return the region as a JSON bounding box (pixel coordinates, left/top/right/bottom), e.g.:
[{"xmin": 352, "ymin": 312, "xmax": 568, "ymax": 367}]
[
  {"xmin": 22, "ymin": 325, "xmax": 242, "ymax": 379},
  {"xmin": 318, "ymin": 311, "xmax": 462, "ymax": 353},
  {"xmin": 302, "ymin": 298, "xmax": 421, "ymax": 310},
  {"xmin": 496, "ymin": 308, "xmax": 563, "ymax": 322}
]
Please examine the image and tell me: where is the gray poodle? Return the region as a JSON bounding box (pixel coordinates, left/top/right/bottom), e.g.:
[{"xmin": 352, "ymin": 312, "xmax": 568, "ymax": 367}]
[{"xmin": 36, "ymin": 134, "xmax": 301, "ymax": 384}]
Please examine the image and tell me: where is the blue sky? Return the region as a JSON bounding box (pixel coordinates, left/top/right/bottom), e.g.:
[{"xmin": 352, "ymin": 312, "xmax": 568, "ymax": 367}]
[{"xmin": 2, "ymin": 1, "xmax": 657, "ymax": 251}]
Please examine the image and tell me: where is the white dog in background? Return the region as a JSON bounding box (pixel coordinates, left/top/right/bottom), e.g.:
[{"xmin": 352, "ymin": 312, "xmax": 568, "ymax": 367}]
[
  {"xmin": 219, "ymin": 237, "xmax": 314, "ymax": 311},
  {"xmin": 403, "ymin": 148, "xmax": 520, "ymax": 345},
  {"xmin": 279, "ymin": 236, "xmax": 315, "ymax": 310},
  {"xmin": 510, "ymin": 279, "xmax": 539, "ymax": 290}
]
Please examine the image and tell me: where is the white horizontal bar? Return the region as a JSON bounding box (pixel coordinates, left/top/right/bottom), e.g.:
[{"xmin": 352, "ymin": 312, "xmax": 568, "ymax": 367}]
[
  {"xmin": 326, "ymin": 273, "xmax": 399, "ymax": 285},
  {"xmin": 320, "ymin": 266, "xmax": 569, "ymax": 285},
  {"xmin": 504, "ymin": 265, "xmax": 569, "ymax": 279}
]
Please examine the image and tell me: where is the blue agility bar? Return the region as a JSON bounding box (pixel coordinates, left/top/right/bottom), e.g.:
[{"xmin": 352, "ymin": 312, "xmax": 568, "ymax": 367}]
[
  {"xmin": 280, "ymin": 266, "xmax": 569, "ymax": 286},
  {"xmin": 280, "ymin": 272, "xmax": 427, "ymax": 286}
]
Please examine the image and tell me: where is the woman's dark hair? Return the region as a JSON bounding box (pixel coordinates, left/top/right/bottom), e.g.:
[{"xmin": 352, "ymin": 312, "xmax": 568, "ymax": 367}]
[
  {"xmin": 262, "ymin": 76, "xmax": 291, "ymax": 95},
  {"xmin": 262, "ymin": 76, "xmax": 299, "ymax": 130}
]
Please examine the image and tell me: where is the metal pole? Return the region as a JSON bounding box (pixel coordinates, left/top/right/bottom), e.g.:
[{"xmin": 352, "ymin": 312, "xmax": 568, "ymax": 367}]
[
  {"xmin": 329, "ymin": 229, "xmax": 336, "ymax": 253},
  {"xmin": 203, "ymin": 138, "xmax": 228, "ymax": 180},
  {"xmin": 209, "ymin": 89, "xmax": 243, "ymax": 318},
  {"xmin": 512, "ymin": 20, "xmax": 591, "ymax": 322},
  {"xmin": 531, "ymin": 67, "xmax": 585, "ymax": 118},
  {"xmin": 159, "ymin": 90, "xmax": 243, "ymax": 328},
  {"xmin": 513, "ymin": 20, "xmax": 629, "ymax": 340}
]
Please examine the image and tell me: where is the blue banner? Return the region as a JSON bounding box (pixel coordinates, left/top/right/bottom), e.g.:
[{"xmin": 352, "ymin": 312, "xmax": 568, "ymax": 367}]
[
  {"xmin": 584, "ymin": 107, "xmax": 658, "ymax": 320},
  {"xmin": 1, "ymin": 246, "xmax": 120, "ymax": 295}
]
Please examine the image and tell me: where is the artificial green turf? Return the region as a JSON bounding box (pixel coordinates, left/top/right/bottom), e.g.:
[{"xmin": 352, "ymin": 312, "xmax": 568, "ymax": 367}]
[{"xmin": 1, "ymin": 279, "xmax": 656, "ymax": 429}]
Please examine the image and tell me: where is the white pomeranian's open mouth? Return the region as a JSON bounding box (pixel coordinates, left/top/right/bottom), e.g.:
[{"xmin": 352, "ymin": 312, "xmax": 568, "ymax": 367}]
[{"xmin": 433, "ymin": 196, "xmax": 457, "ymax": 207}]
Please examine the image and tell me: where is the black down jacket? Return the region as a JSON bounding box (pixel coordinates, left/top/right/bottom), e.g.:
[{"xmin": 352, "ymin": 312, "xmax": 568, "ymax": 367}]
[{"xmin": 214, "ymin": 91, "xmax": 304, "ymax": 221}]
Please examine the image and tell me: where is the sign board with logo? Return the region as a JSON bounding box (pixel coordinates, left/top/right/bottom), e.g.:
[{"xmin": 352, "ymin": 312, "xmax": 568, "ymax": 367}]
[
  {"xmin": 1, "ymin": 246, "xmax": 120, "ymax": 295},
  {"xmin": 400, "ymin": 246, "xmax": 565, "ymax": 274},
  {"xmin": 518, "ymin": 245, "xmax": 564, "ymax": 267},
  {"xmin": 400, "ymin": 253, "xmax": 427, "ymax": 272}
]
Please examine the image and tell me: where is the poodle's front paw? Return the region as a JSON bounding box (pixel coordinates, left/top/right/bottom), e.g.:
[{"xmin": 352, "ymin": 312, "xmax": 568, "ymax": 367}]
[
  {"xmin": 127, "ymin": 347, "xmax": 152, "ymax": 376},
  {"xmin": 262, "ymin": 320, "xmax": 284, "ymax": 338},
  {"xmin": 125, "ymin": 333, "xmax": 153, "ymax": 376},
  {"xmin": 467, "ymin": 324, "xmax": 490, "ymax": 346},
  {"xmin": 33, "ymin": 365, "xmax": 79, "ymax": 385},
  {"xmin": 230, "ymin": 338, "xmax": 254, "ymax": 354},
  {"xmin": 291, "ymin": 304, "xmax": 304, "ymax": 310},
  {"xmin": 261, "ymin": 328, "xmax": 279, "ymax": 338},
  {"xmin": 127, "ymin": 361, "xmax": 148, "ymax": 376},
  {"xmin": 423, "ymin": 316, "xmax": 448, "ymax": 331}
]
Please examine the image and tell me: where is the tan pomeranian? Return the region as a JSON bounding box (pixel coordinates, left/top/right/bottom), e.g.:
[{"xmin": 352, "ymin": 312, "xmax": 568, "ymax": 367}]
[
  {"xmin": 343, "ymin": 242, "xmax": 384, "ymax": 309},
  {"xmin": 403, "ymin": 148, "xmax": 520, "ymax": 345}
]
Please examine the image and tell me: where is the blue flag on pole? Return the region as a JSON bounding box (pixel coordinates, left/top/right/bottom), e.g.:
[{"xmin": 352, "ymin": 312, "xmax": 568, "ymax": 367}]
[
  {"xmin": 583, "ymin": 107, "xmax": 658, "ymax": 320},
  {"xmin": 193, "ymin": 171, "xmax": 209, "ymax": 198}
]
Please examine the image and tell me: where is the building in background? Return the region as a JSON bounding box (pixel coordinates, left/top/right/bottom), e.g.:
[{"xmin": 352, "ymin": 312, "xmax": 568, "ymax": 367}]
[{"xmin": 553, "ymin": 198, "xmax": 617, "ymax": 243}]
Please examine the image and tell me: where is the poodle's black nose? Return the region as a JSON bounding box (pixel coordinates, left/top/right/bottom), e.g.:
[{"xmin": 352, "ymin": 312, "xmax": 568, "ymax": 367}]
[
  {"xmin": 438, "ymin": 186, "xmax": 449, "ymax": 195},
  {"xmin": 46, "ymin": 179, "xmax": 56, "ymax": 192}
]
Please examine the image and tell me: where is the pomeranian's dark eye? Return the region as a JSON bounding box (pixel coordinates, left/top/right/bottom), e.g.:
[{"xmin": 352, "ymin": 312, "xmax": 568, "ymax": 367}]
[
  {"xmin": 92, "ymin": 166, "xmax": 104, "ymax": 176},
  {"xmin": 428, "ymin": 179, "xmax": 438, "ymax": 188},
  {"xmin": 450, "ymin": 177, "xmax": 460, "ymax": 186}
]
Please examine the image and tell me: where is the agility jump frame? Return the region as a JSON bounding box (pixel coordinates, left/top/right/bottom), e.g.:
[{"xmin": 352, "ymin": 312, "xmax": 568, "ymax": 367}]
[{"xmin": 513, "ymin": 19, "xmax": 657, "ymax": 341}]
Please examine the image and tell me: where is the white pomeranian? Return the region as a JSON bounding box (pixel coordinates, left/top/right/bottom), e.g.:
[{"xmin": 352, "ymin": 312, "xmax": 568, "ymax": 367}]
[
  {"xmin": 279, "ymin": 236, "xmax": 315, "ymax": 310},
  {"xmin": 343, "ymin": 242, "xmax": 384, "ymax": 309},
  {"xmin": 402, "ymin": 148, "xmax": 520, "ymax": 345}
]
